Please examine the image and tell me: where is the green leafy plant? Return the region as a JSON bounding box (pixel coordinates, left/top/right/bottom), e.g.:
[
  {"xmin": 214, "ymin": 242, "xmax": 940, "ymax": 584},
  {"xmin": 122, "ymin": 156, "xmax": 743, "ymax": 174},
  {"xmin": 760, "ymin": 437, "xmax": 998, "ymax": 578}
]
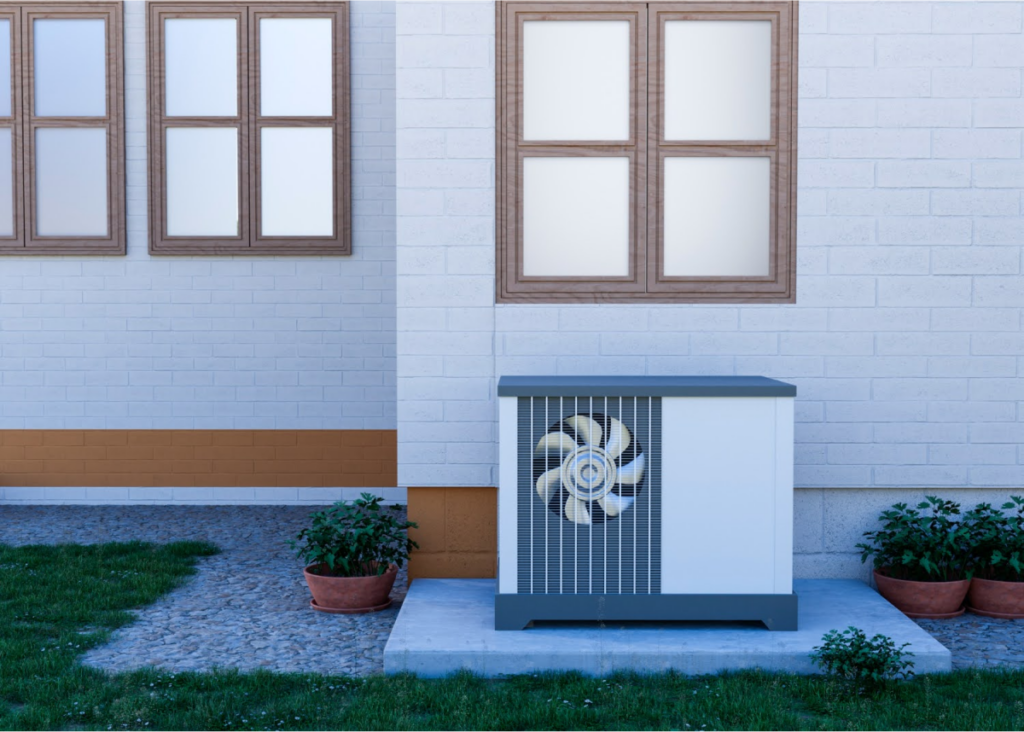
[
  {"xmin": 856, "ymin": 496, "xmax": 971, "ymax": 581},
  {"xmin": 811, "ymin": 627, "xmax": 914, "ymax": 691},
  {"xmin": 965, "ymin": 496, "xmax": 1024, "ymax": 582},
  {"xmin": 291, "ymin": 493, "xmax": 418, "ymax": 577}
]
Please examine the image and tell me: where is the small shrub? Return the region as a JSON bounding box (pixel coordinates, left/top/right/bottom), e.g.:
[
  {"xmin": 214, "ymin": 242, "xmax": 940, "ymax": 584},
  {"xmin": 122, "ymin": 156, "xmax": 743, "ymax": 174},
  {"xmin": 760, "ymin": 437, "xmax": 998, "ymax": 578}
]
[
  {"xmin": 856, "ymin": 495, "xmax": 971, "ymax": 581},
  {"xmin": 811, "ymin": 626, "xmax": 914, "ymax": 690},
  {"xmin": 965, "ymin": 496, "xmax": 1024, "ymax": 582},
  {"xmin": 291, "ymin": 493, "xmax": 418, "ymax": 577}
]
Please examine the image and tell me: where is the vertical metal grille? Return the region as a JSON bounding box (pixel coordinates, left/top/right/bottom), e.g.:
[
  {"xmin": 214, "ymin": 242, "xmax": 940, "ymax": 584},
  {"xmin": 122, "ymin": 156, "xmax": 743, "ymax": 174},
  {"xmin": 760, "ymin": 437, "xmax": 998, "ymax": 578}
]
[{"xmin": 517, "ymin": 395, "xmax": 661, "ymax": 594}]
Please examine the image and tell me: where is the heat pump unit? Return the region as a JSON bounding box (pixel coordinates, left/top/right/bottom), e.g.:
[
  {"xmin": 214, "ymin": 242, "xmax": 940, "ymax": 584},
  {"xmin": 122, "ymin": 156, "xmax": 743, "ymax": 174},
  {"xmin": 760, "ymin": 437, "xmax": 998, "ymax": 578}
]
[{"xmin": 496, "ymin": 375, "xmax": 797, "ymax": 631}]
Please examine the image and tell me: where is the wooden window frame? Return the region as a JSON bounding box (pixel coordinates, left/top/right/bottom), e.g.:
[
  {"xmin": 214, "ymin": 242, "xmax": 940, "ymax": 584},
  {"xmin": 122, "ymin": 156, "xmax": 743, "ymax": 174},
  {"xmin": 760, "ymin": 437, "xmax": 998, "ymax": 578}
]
[
  {"xmin": 147, "ymin": 1, "xmax": 351, "ymax": 256},
  {"xmin": 0, "ymin": 2, "xmax": 125, "ymax": 256},
  {"xmin": 498, "ymin": 2, "xmax": 648, "ymax": 300},
  {"xmin": 496, "ymin": 0, "xmax": 797, "ymax": 303}
]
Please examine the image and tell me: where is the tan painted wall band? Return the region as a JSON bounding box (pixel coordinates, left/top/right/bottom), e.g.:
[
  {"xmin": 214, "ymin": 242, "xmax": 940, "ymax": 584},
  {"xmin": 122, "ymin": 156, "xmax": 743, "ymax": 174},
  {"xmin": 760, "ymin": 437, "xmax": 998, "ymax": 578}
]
[
  {"xmin": 408, "ymin": 486, "xmax": 497, "ymax": 579},
  {"xmin": 0, "ymin": 430, "xmax": 396, "ymax": 487}
]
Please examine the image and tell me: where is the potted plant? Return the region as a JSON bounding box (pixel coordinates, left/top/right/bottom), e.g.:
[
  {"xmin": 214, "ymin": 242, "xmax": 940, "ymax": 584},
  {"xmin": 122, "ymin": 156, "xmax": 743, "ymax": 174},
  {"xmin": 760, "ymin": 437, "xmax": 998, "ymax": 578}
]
[
  {"xmin": 964, "ymin": 496, "xmax": 1024, "ymax": 619},
  {"xmin": 856, "ymin": 496, "xmax": 972, "ymax": 619},
  {"xmin": 291, "ymin": 492, "xmax": 418, "ymax": 614}
]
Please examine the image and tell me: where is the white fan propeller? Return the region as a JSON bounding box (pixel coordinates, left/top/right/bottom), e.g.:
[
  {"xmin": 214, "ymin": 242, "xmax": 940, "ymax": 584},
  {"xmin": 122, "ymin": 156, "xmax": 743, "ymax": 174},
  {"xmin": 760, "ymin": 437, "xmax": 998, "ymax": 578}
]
[{"xmin": 533, "ymin": 412, "xmax": 645, "ymax": 525}]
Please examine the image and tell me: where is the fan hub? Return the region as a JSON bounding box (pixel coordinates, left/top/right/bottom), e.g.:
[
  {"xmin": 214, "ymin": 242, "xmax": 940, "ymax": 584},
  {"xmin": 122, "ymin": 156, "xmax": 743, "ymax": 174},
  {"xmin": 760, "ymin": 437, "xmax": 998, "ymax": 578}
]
[{"xmin": 560, "ymin": 446, "xmax": 617, "ymax": 502}]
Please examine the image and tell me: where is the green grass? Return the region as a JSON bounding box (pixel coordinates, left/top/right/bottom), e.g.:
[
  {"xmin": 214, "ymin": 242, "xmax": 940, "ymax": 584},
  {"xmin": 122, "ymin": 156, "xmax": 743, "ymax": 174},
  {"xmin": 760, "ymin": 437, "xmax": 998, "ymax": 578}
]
[{"xmin": 2, "ymin": 542, "xmax": 1024, "ymax": 731}]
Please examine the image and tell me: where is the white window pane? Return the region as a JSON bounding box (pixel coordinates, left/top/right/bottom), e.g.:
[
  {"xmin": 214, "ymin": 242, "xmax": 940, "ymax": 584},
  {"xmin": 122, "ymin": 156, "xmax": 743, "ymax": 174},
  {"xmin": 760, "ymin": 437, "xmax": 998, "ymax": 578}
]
[
  {"xmin": 260, "ymin": 18, "xmax": 333, "ymax": 117},
  {"xmin": 523, "ymin": 20, "xmax": 630, "ymax": 141},
  {"xmin": 664, "ymin": 21, "xmax": 771, "ymax": 141},
  {"xmin": 0, "ymin": 128, "xmax": 12, "ymax": 235},
  {"xmin": 165, "ymin": 19, "xmax": 237, "ymax": 117},
  {"xmin": 34, "ymin": 19, "xmax": 107, "ymax": 117},
  {"xmin": 166, "ymin": 128, "xmax": 238, "ymax": 236},
  {"xmin": 0, "ymin": 20, "xmax": 11, "ymax": 117},
  {"xmin": 663, "ymin": 157, "xmax": 770, "ymax": 277},
  {"xmin": 36, "ymin": 128, "xmax": 108, "ymax": 236},
  {"xmin": 523, "ymin": 157, "xmax": 630, "ymax": 277},
  {"xmin": 261, "ymin": 127, "xmax": 333, "ymax": 236}
]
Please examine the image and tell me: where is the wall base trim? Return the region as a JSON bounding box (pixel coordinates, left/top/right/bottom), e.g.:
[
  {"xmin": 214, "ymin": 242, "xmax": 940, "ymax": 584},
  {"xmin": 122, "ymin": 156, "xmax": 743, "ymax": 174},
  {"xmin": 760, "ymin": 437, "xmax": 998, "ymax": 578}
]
[
  {"xmin": 0, "ymin": 486, "xmax": 407, "ymax": 505},
  {"xmin": 0, "ymin": 429, "xmax": 397, "ymax": 491}
]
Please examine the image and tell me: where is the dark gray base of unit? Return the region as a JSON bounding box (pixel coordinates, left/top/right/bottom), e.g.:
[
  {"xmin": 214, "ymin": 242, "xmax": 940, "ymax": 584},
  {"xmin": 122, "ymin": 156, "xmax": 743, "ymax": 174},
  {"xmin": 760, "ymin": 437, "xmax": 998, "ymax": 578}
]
[{"xmin": 494, "ymin": 593, "xmax": 799, "ymax": 631}]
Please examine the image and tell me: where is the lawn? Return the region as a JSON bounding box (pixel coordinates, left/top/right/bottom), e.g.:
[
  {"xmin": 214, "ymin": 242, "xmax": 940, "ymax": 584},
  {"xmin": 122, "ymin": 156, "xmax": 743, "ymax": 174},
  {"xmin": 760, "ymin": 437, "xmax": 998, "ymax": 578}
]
[{"xmin": 2, "ymin": 542, "xmax": 1024, "ymax": 731}]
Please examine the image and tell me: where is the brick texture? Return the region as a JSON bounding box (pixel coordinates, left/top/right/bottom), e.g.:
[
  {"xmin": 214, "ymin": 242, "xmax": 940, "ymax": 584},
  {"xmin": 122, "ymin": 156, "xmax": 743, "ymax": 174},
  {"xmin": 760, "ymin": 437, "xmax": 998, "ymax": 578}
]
[
  {"xmin": 396, "ymin": 1, "xmax": 1024, "ymax": 494},
  {"xmin": 0, "ymin": 0, "xmax": 396, "ymax": 433},
  {"xmin": 0, "ymin": 429, "xmax": 397, "ymax": 488},
  {"xmin": 407, "ymin": 486, "xmax": 497, "ymax": 579}
]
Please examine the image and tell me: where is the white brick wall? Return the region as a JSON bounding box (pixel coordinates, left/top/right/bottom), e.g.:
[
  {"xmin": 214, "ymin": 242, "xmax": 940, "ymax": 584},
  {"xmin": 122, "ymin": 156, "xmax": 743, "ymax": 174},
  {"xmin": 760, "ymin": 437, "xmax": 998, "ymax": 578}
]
[
  {"xmin": 396, "ymin": 0, "xmax": 1024, "ymax": 507},
  {"xmin": 0, "ymin": 0, "xmax": 396, "ymax": 431}
]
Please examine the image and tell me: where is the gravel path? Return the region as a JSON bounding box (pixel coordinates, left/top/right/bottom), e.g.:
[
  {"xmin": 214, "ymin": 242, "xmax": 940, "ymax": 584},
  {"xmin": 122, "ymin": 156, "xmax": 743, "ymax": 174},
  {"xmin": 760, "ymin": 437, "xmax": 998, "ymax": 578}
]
[
  {"xmin": 915, "ymin": 615, "xmax": 1024, "ymax": 670},
  {"xmin": 4, "ymin": 506, "xmax": 1024, "ymax": 675},
  {"xmin": 0, "ymin": 505, "xmax": 407, "ymax": 676}
]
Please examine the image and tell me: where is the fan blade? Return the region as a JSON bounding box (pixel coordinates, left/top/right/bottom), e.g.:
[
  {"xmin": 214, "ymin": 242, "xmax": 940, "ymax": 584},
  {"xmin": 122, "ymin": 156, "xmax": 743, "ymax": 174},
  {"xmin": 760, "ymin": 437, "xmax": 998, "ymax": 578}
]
[
  {"xmin": 535, "ymin": 468, "xmax": 561, "ymax": 504},
  {"xmin": 598, "ymin": 492, "xmax": 633, "ymax": 518},
  {"xmin": 616, "ymin": 452, "xmax": 645, "ymax": 485},
  {"xmin": 535, "ymin": 431, "xmax": 578, "ymax": 456},
  {"xmin": 566, "ymin": 415, "xmax": 603, "ymax": 448},
  {"xmin": 564, "ymin": 496, "xmax": 591, "ymax": 524},
  {"xmin": 604, "ymin": 417, "xmax": 631, "ymax": 459}
]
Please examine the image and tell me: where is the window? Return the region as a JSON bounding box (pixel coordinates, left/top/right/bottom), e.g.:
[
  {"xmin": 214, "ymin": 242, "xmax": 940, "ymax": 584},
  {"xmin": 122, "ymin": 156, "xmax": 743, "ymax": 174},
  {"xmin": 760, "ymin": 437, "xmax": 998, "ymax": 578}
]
[
  {"xmin": 147, "ymin": 2, "xmax": 350, "ymax": 255},
  {"xmin": 496, "ymin": 1, "xmax": 797, "ymax": 303},
  {"xmin": 0, "ymin": 2, "xmax": 124, "ymax": 255}
]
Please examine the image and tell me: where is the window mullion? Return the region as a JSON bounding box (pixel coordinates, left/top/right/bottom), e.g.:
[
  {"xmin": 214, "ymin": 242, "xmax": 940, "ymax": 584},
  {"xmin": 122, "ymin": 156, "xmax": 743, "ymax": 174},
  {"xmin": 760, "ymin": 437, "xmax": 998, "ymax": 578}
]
[
  {"xmin": 19, "ymin": 5, "xmax": 29, "ymax": 249},
  {"xmin": 5, "ymin": 6, "xmax": 25, "ymax": 249},
  {"xmin": 244, "ymin": 4, "xmax": 254, "ymax": 247}
]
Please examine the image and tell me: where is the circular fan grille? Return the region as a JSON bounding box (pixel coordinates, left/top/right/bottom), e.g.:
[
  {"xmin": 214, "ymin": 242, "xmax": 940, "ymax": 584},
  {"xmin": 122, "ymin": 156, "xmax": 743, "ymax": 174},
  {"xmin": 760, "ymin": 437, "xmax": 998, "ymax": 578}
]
[{"xmin": 533, "ymin": 412, "xmax": 645, "ymax": 525}]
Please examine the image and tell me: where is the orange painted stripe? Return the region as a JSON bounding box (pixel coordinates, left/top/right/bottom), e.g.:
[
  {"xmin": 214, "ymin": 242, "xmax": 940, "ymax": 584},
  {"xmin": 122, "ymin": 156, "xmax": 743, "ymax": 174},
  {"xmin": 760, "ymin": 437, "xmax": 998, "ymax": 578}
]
[
  {"xmin": 0, "ymin": 430, "xmax": 396, "ymax": 488},
  {"xmin": 407, "ymin": 486, "xmax": 497, "ymax": 579}
]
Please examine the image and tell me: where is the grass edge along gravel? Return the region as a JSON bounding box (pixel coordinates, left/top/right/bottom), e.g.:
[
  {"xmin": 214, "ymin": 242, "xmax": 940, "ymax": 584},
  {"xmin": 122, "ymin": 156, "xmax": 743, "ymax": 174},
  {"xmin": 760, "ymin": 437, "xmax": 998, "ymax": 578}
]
[{"xmin": 2, "ymin": 541, "xmax": 1024, "ymax": 731}]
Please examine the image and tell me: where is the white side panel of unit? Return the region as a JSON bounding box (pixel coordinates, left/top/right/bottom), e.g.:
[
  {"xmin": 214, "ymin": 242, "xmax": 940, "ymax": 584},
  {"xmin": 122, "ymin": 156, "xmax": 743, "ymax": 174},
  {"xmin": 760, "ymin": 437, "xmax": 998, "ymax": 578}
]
[
  {"xmin": 774, "ymin": 397, "xmax": 795, "ymax": 594},
  {"xmin": 661, "ymin": 397, "xmax": 778, "ymax": 594},
  {"xmin": 498, "ymin": 396, "xmax": 519, "ymax": 595}
]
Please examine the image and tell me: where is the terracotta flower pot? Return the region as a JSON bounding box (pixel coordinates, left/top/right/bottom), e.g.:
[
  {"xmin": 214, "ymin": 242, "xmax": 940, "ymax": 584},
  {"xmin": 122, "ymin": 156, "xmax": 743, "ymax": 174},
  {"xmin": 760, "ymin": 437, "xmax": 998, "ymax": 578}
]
[
  {"xmin": 303, "ymin": 563, "xmax": 398, "ymax": 614},
  {"xmin": 873, "ymin": 570, "xmax": 970, "ymax": 619},
  {"xmin": 967, "ymin": 577, "xmax": 1024, "ymax": 619}
]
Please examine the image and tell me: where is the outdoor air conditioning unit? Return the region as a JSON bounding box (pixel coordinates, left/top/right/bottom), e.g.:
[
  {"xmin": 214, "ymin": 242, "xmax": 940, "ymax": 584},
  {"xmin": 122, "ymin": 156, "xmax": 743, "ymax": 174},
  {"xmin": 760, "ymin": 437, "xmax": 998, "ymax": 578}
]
[{"xmin": 496, "ymin": 375, "xmax": 797, "ymax": 631}]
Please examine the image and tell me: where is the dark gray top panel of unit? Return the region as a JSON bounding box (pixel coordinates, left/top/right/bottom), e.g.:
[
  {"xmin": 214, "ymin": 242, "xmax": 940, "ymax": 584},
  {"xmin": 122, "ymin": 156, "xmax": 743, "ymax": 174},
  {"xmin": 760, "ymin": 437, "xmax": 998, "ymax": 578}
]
[{"xmin": 497, "ymin": 375, "xmax": 797, "ymax": 398}]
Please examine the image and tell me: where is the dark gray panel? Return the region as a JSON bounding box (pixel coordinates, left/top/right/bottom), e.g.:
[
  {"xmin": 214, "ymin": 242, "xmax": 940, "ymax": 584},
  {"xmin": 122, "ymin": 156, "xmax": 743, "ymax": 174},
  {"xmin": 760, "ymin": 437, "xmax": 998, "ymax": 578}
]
[
  {"xmin": 518, "ymin": 396, "xmax": 661, "ymax": 595},
  {"xmin": 498, "ymin": 375, "xmax": 797, "ymax": 398},
  {"xmin": 495, "ymin": 593, "xmax": 799, "ymax": 631}
]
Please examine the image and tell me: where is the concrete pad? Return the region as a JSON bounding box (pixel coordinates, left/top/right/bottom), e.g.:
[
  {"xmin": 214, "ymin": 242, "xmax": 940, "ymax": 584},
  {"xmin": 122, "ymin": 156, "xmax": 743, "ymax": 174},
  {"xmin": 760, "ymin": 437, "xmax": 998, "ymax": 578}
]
[{"xmin": 383, "ymin": 579, "xmax": 951, "ymax": 678}]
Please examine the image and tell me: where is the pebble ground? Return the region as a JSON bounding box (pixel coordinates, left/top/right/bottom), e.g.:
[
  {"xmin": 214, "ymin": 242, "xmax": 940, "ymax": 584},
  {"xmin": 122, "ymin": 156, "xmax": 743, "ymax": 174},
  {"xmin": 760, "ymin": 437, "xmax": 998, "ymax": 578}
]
[
  {"xmin": 915, "ymin": 614, "xmax": 1024, "ymax": 670},
  {"xmin": 3, "ymin": 506, "xmax": 1023, "ymax": 675},
  {"xmin": 0, "ymin": 505, "xmax": 407, "ymax": 676}
]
